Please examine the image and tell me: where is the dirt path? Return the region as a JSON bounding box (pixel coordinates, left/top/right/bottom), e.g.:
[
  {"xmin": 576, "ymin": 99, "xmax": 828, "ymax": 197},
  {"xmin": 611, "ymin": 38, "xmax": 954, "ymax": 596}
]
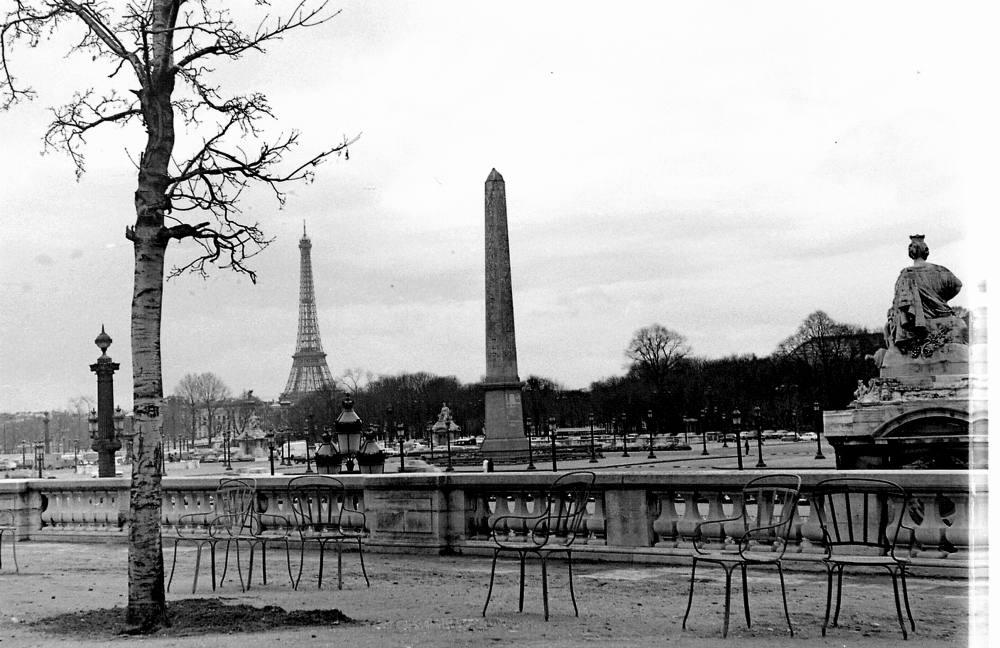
[{"xmin": 0, "ymin": 542, "xmax": 978, "ymax": 647}]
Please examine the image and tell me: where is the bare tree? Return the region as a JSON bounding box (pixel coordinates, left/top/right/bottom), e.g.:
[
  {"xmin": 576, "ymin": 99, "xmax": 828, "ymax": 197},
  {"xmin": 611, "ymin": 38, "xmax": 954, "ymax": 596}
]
[
  {"xmin": 2, "ymin": 0, "xmax": 352, "ymax": 631},
  {"xmin": 198, "ymin": 372, "xmax": 230, "ymax": 445},
  {"xmin": 340, "ymin": 367, "xmax": 373, "ymax": 394},
  {"xmin": 173, "ymin": 373, "xmax": 201, "ymax": 445},
  {"xmin": 625, "ymin": 324, "xmax": 691, "ymax": 391}
]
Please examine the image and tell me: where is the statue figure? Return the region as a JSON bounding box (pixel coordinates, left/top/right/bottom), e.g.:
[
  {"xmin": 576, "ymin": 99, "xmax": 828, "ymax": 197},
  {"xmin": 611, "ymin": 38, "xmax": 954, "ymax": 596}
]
[{"xmin": 885, "ymin": 235, "xmax": 963, "ymax": 354}]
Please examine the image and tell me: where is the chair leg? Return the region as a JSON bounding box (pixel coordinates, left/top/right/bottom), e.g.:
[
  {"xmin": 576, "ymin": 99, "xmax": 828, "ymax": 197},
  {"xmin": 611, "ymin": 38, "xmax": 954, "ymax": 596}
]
[
  {"xmin": 567, "ymin": 551, "xmax": 578, "ymax": 617},
  {"xmin": 541, "ymin": 554, "xmax": 549, "ymax": 622},
  {"xmin": 247, "ymin": 543, "xmax": 255, "ymax": 590},
  {"xmin": 337, "ymin": 541, "xmax": 343, "ymax": 591},
  {"xmin": 741, "ymin": 563, "xmax": 751, "ymax": 628},
  {"xmin": 192, "ymin": 544, "xmax": 202, "ymax": 594},
  {"xmin": 832, "ymin": 565, "xmax": 845, "ymax": 628},
  {"xmin": 260, "ymin": 542, "xmax": 268, "ymax": 586},
  {"xmin": 900, "ymin": 567, "xmax": 915, "ymax": 631},
  {"xmin": 518, "ymin": 552, "xmax": 526, "ymax": 613},
  {"xmin": 220, "ymin": 541, "xmax": 231, "ymax": 586},
  {"xmin": 282, "ymin": 538, "xmax": 293, "ymax": 587},
  {"xmin": 822, "ymin": 565, "xmax": 834, "ymax": 636},
  {"xmin": 167, "ymin": 541, "xmax": 179, "ymax": 593},
  {"xmin": 777, "ymin": 562, "xmax": 794, "ymax": 637},
  {"xmin": 483, "ymin": 550, "xmax": 500, "ymax": 617},
  {"xmin": 317, "ymin": 540, "xmax": 326, "ymax": 589},
  {"xmin": 722, "ymin": 565, "xmax": 734, "ymax": 638},
  {"xmin": 889, "ymin": 567, "xmax": 909, "ymax": 640},
  {"xmin": 293, "ymin": 542, "xmax": 306, "ymax": 590},
  {"xmin": 209, "ymin": 542, "xmax": 217, "ymax": 591},
  {"xmin": 682, "ymin": 559, "xmax": 698, "ymax": 630},
  {"xmin": 9, "ymin": 532, "xmax": 16, "ymax": 572},
  {"xmin": 357, "ymin": 538, "xmax": 370, "ymax": 586}
]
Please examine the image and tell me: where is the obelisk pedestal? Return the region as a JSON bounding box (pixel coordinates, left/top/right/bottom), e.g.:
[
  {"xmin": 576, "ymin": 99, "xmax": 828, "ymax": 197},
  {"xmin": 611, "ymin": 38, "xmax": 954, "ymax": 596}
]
[{"xmin": 479, "ymin": 169, "xmax": 529, "ymax": 458}]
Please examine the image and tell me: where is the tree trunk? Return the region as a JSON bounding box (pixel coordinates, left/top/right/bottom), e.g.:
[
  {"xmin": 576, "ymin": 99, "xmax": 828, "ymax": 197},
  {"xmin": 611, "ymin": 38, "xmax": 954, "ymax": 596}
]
[{"xmin": 126, "ymin": 227, "xmax": 169, "ymax": 631}]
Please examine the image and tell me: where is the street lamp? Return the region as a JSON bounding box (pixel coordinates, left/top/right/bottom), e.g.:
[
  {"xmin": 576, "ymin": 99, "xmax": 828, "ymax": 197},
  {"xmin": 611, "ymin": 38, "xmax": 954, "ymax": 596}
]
[
  {"xmin": 814, "ymin": 402, "xmax": 826, "ymax": 460},
  {"xmin": 700, "ymin": 408, "xmax": 709, "ymax": 456},
  {"xmin": 223, "ymin": 423, "xmax": 233, "ymax": 470},
  {"xmin": 35, "ymin": 442, "xmax": 44, "ymax": 479},
  {"xmin": 526, "ymin": 418, "xmax": 537, "ymax": 471},
  {"xmin": 621, "ymin": 412, "xmax": 629, "ymax": 457},
  {"xmin": 548, "ymin": 416, "xmax": 558, "ymax": 472},
  {"xmin": 646, "ymin": 409, "xmax": 656, "ymax": 459},
  {"xmin": 397, "ymin": 423, "xmax": 406, "ymax": 473},
  {"xmin": 588, "ymin": 412, "xmax": 598, "ymax": 463},
  {"xmin": 444, "ymin": 419, "xmax": 454, "ymax": 472},
  {"xmin": 753, "ymin": 406, "xmax": 767, "ymax": 468},
  {"xmin": 731, "ymin": 409, "xmax": 743, "ymax": 471},
  {"xmin": 610, "ymin": 416, "xmax": 617, "ymax": 452},
  {"xmin": 266, "ymin": 430, "xmax": 276, "ymax": 475},
  {"xmin": 304, "ymin": 414, "xmax": 315, "ymax": 473},
  {"xmin": 21, "ymin": 440, "xmax": 26, "ymax": 469}
]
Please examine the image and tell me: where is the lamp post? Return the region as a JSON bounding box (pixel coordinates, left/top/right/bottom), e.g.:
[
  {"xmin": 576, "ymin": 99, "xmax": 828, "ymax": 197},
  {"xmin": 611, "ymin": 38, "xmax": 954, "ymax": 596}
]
[
  {"xmin": 398, "ymin": 423, "xmax": 406, "ymax": 473},
  {"xmin": 646, "ymin": 409, "xmax": 656, "ymax": 459},
  {"xmin": 279, "ymin": 399, "xmax": 291, "ymax": 466},
  {"xmin": 588, "ymin": 412, "xmax": 597, "ymax": 463},
  {"xmin": 20, "ymin": 440, "xmax": 26, "ymax": 469},
  {"xmin": 335, "ymin": 395, "xmax": 372, "ymax": 473},
  {"xmin": 814, "ymin": 401, "xmax": 826, "ymax": 460},
  {"xmin": 444, "ymin": 419, "xmax": 454, "ymax": 472},
  {"xmin": 753, "ymin": 406, "xmax": 767, "ymax": 468},
  {"xmin": 700, "ymin": 408, "xmax": 709, "ymax": 456},
  {"xmin": 73, "ymin": 439, "xmax": 80, "ymax": 472},
  {"xmin": 114, "ymin": 406, "xmax": 127, "ymax": 466},
  {"xmin": 620, "ymin": 412, "xmax": 629, "ymax": 457},
  {"xmin": 610, "ymin": 416, "xmax": 617, "ymax": 452},
  {"xmin": 732, "ymin": 409, "xmax": 743, "ymax": 471},
  {"xmin": 35, "ymin": 442, "xmax": 44, "ymax": 478},
  {"xmin": 42, "ymin": 411, "xmax": 50, "ymax": 454},
  {"xmin": 548, "ymin": 416, "xmax": 558, "ymax": 472},
  {"xmin": 89, "ymin": 327, "xmax": 122, "ymax": 478},
  {"xmin": 223, "ymin": 423, "xmax": 233, "ymax": 470},
  {"xmin": 304, "ymin": 414, "xmax": 315, "ymax": 473},
  {"xmin": 266, "ymin": 430, "xmax": 276, "ymax": 475},
  {"xmin": 526, "ymin": 418, "xmax": 537, "ymax": 471}
]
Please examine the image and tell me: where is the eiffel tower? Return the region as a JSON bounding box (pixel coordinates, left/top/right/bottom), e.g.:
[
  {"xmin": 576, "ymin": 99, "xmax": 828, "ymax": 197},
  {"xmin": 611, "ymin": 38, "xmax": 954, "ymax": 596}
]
[{"xmin": 281, "ymin": 223, "xmax": 335, "ymax": 401}]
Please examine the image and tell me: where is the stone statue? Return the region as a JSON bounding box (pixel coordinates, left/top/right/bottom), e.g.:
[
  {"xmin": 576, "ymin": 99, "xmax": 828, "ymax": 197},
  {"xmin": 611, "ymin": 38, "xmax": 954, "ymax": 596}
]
[{"xmin": 884, "ymin": 235, "xmax": 963, "ymax": 355}]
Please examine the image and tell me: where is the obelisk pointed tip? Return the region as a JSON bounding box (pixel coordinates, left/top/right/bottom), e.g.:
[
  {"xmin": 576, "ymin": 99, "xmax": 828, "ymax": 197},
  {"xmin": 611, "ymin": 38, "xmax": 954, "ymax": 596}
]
[{"xmin": 486, "ymin": 168, "xmax": 504, "ymax": 183}]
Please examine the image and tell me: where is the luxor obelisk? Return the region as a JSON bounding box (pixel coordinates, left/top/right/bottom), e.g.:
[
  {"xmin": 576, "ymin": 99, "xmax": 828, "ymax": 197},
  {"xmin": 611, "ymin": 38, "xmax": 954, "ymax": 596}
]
[{"xmin": 479, "ymin": 169, "xmax": 529, "ymax": 457}]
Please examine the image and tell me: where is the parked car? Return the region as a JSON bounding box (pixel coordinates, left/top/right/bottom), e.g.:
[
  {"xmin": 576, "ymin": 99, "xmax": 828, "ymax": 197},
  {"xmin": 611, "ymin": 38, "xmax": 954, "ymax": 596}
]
[
  {"xmin": 799, "ymin": 432, "xmax": 818, "ymax": 442},
  {"xmin": 780, "ymin": 433, "xmax": 798, "ymax": 442}
]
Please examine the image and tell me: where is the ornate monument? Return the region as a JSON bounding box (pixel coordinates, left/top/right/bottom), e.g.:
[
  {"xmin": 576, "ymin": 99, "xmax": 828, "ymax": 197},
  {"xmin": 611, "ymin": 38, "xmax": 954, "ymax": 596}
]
[
  {"xmin": 825, "ymin": 235, "xmax": 987, "ymax": 468},
  {"xmin": 479, "ymin": 169, "xmax": 529, "ymax": 457},
  {"xmin": 281, "ymin": 223, "xmax": 336, "ymax": 402}
]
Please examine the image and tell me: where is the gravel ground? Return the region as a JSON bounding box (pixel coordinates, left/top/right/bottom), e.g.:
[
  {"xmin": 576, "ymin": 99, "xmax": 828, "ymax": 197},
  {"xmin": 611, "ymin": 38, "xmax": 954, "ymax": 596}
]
[{"xmin": 0, "ymin": 541, "xmax": 981, "ymax": 648}]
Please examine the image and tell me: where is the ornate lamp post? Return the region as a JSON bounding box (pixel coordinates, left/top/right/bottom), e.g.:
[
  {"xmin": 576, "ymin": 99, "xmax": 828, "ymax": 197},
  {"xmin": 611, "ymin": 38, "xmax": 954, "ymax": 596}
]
[
  {"xmin": 335, "ymin": 398, "xmax": 363, "ymax": 473},
  {"xmin": 266, "ymin": 430, "xmax": 276, "ymax": 475},
  {"xmin": 89, "ymin": 327, "xmax": 122, "ymax": 478},
  {"xmin": 300, "ymin": 414, "xmax": 314, "ymax": 473},
  {"xmin": 753, "ymin": 406, "xmax": 767, "ymax": 468},
  {"xmin": 42, "ymin": 411, "xmax": 50, "ymax": 454},
  {"xmin": 620, "ymin": 412, "xmax": 629, "ymax": 457},
  {"xmin": 814, "ymin": 401, "xmax": 826, "ymax": 460},
  {"xmin": 526, "ymin": 417, "xmax": 537, "ymax": 471},
  {"xmin": 646, "ymin": 409, "xmax": 656, "ymax": 459},
  {"xmin": 588, "ymin": 412, "xmax": 598, "ymax": 463},
  {"xmin": 731, "ymin": 409, "xmax": 743, "ymax": 471},
  {"xmin": 397, "ymin": 423, "xmax": 406, "ymax": 473},
  {"xmin": 222, "ymin": 423, "xmax": 233, "ymax": 470},
  {"xmin": 444, "ymin": 419, "xmax": 454, "ymax": 472},
  {"xmin": 279, "ymin": 399, "xmax": 291, "ymax": 466},
  {"xmin": 20, "ymin": 440, "xmax": 26, "ymax": 469},
  {"xmin": 34, "ymin": 442, "xmax": 44, "ymax": 478},
  {"xmin": 610, "ymin": 416, "xmax": 617, "ymax": 452},
  {"xmin": 73, "ymin": 439, "xmax": 80, "ymax": 472},
  {"xmin": 700, "ymin": 408, "xmax": 709, "ymax": 456},
  {"xmin": 548, "ymin": 416, "xmax": 558, "ymax": 472}
]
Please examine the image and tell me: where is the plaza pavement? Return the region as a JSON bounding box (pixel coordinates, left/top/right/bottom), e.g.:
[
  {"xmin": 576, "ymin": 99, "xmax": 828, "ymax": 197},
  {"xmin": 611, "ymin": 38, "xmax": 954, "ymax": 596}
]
[{"xmin": 0, "ymin": 538, "xmax": 981, "ymax": 648}]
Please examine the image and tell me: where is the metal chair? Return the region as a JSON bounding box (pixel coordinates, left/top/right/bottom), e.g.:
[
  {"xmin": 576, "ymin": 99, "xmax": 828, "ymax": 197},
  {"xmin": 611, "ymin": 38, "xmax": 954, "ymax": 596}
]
[
  {"xmin": 482, "ymin": 471, "xmax": 596, "ymax": 621},
  {"xmin": 216, "ymin": 479, "xmax": 294, "ymax": 591},
  {"xmin": 286, "ymin": 475, "xmax": 370, "ymax": 590},
  {"xmin": 682, "ymin": 474, "xmax": 801, "ymax": 637},
  {"xmin": 0, "ymin": 510, "xmax": 18, "ymax": 572},
  {"xmin": 165, "ymin": 478, "xmax": 255, "ymax": 593},
  {"xmin": 812, "ymin": 478, "xmax": 916, "ymax": 639}
]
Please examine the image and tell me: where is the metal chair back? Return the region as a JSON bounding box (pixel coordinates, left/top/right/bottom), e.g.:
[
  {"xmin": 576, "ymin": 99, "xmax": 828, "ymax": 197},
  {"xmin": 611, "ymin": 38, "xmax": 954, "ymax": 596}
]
[
  {"xmin": 733, "ymin": 474, "xmax": 801, "ymax": 559},
  {"xmin": 287, "ymin": 475, "xmax": 363, "ymax": 535},
  {"xmin": 530, "ymin": 471, "xmax": 596, "ymax": 548},
  {"xmin": 812, "ymin": 478, "xmax": 910, "ymax": 559}
]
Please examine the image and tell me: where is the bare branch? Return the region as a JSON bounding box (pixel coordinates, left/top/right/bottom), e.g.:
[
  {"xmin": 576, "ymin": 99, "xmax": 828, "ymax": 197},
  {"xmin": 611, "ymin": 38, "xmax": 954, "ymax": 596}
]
[{"xmin": 44, "ymin": 88, "xmax": 141, "ymax": 177}]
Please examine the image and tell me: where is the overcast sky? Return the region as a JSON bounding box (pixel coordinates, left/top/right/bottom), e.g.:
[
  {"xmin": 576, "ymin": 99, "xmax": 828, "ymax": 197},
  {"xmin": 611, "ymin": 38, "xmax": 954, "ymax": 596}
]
[{"xmin": 0, "ymin": 2, "xmax": 992, "ymax": 413}]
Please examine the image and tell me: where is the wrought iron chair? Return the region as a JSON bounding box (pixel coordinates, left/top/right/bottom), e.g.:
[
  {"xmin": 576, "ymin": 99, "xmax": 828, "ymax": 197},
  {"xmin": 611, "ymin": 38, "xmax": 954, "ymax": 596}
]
[
  {"xmin": 482, "ymin": 470, "xmax": 596, "ymax": 621},
  {"xmin": 217, "ymin": 480, "xmax": 294, "ymax": 591},
  {"xmin": 165, "ymin": 478, "xmax": 255, "ymax": 594},
  {"xmin": 812, "ymin": 477, "xmax": 916, "ymax": 639},
  {"xmin": 0, "ymin": 510, "xmax": 18, "ymax": 572},
  {"xmin": 682, "ymin": 474, "xmax": 801, "ymax": 638},
  {"xmin": 287, "ymin": 475, "xmax": 370, "ymax": 590}
]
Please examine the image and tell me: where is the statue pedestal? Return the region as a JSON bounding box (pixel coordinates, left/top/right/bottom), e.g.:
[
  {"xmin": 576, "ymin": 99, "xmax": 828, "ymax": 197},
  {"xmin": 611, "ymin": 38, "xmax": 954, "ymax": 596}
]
[
  {"xmin": 479, "ymin": 382, "xmax": 529, "ymax": 459},
  {"xmin": 825, "ymin": 342, "xmax": 987, "ymax": 469}
]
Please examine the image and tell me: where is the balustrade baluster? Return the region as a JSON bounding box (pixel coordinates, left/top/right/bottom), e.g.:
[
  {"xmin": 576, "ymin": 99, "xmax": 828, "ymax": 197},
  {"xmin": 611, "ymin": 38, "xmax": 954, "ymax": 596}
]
[
  {"xmin": 943, "ymin": 491, "xmax": 986, "ymax": 560},
  {"xmin": 651, "ymin": 491, "xmax": 678, "ymax": 548},
  {"xmin": 675, "ymin": 491, "xmax": 702, "ymax": 544},
  {"xmin": 911, "ymin": 493, "xmax": 950, "ymax": 559}
]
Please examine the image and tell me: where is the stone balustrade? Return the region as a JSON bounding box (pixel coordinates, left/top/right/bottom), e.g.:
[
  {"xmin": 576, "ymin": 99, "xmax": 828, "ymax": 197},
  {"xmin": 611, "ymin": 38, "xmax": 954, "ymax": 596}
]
[{"xmin": 0, "ymin": 470, "xmax": 984, "ymax": 576}]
